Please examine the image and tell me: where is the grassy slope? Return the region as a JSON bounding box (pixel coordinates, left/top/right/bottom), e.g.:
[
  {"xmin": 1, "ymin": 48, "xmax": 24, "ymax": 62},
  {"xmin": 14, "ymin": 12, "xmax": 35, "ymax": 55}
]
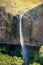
[{"xmin": 0, "ymin": 0, "xmax": 42, "ymax": 15}]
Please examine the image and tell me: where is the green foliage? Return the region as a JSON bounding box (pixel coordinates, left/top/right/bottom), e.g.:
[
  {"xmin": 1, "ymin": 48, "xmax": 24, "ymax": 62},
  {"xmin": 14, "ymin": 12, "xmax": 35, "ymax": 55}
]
[
  {"xmin": 28, "ymin": 50, "xmax": 43, "ymax": 65},
  {"xmin": 29, "ymin": 51, "xmax": 35, "ymax": 59},
  {"xmin": 0, "ymin": 45, "xmax": 43, "ymax": 65},
  {"xmin": 0, "ymin": 45, "xmax": 21, "ymax": 56},
  {"xmin": 39, "ymin": 46, "xmax": 43, "ymax": 58},
  {"xmin": 29, "ymin": 62, "xmax": 40, "ymax": 65},
  {"xmin": 28, "ymin": 51, "xmax": 35, "ymax": 63},
  {"xmin": 0, "ymin": 53, "xmax": 24, "ymax": 65},
  {"xmin": 39, "ymin": 46, "xmax": 43, "ymax": 65},
  {"xmin": 12, "ymin": 56, "xmax": 24, "ymax": 65},
  {"xmin": 40, "ymin": 57, "xmax": 43, "ymax": 65},
  {"xmin": 34, "ymin": 52, "xmax": 40, "ymax": 62}
]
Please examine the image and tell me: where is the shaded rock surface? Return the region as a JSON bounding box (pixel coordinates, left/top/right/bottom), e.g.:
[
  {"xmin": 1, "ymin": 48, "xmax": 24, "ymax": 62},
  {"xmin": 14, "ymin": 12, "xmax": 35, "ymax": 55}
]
[
  {"xmin": 22, "ymin": 4, "xmax": 43, "ymax": 46},
  {"xmin": 0, "ymin": 6, "xmax": 19, "ymax": 44}
]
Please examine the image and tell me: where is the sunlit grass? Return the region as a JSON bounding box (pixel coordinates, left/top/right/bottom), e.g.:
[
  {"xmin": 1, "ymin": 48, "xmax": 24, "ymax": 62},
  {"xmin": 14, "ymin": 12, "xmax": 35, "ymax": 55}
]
[{"xmin": 0, "ymin": 0, "xmax": 41, "ymax": 15}]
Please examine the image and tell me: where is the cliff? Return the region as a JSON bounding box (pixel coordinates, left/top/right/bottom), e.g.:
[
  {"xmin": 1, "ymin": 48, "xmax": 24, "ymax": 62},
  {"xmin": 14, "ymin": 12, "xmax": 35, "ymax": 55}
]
[
  {"xmin": 0, "ymin": 6, "xmax": 19, "ymax": 44},
  {"xmin": 22, "ymin": 4, "xmax": 43, "ymax": 46},
  {"xmin": 0, "ymin": 4, "xmax": 43, "ymax": 46}
]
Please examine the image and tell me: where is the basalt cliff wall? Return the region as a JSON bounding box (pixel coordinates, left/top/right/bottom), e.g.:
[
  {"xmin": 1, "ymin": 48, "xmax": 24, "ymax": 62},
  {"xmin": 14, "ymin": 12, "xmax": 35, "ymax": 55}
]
[
  {"xmin": 22, "ymin": 4, "xmax": 43, "ymax": 46},
  {"xmin": 0, "ymin": 4, "xmax": 43, "ymax": 46}
]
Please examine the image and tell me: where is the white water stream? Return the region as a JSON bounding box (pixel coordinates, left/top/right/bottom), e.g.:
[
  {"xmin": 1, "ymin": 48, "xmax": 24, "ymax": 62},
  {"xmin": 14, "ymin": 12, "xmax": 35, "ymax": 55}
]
[{"xmin": 19, "ymin": 14, "xmax": 28, "ymax": 65}]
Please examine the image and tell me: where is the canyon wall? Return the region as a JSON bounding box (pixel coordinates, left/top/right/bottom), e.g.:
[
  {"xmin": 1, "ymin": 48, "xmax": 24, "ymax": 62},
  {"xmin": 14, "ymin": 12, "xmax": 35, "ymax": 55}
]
[
  {"xmin": 22, "ymin": 4, "xmax": 43, "ymax": 46},
  {"xmin": 0, "ymin": 4, "xmax": 43, "ymax": 46}
]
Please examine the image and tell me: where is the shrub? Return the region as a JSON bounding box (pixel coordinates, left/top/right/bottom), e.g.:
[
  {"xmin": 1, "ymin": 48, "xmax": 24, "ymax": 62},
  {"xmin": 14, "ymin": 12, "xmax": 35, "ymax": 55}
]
[
  {"xmin": 34, "ymin": 52, "xmax": 40, "ymax": 62},
  {"xmin": 0, "ymin": 53, "xmax": 24, "ymax": 65},
  {"xmin": 39, "ymin": 46, "xmax": 43, "ymax": 65},
  {"xmin": 39, "ymin": 46, "xmax": 43, "ymax": 58},
  {"xmin": 12, "ymin": 56, "xmax": 24, "ymax": 65},
  {"xmin": 30, "ymin": 62, "xmax": 40, "ymax": 65}
]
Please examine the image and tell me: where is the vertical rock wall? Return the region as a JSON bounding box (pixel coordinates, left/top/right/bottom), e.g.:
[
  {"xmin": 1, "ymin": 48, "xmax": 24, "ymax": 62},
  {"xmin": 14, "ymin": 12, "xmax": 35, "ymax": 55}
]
[{"xmin": 22, "ymin": 4, "xmax": 43, "ymax": 46}]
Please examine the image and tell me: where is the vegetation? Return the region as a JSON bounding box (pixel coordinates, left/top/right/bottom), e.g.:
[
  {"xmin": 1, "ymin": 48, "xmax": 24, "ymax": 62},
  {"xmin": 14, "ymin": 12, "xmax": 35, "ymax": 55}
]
[
  {"xmin": 39, "ymin": 46, "xmax": 43, "ymax": 57},
  {"xmin": 0, "ymin": 53, "xmax": 24, "ymax": 65},
  {"xmin": 39, "ymin": 46, "xmax": 43, "ymax": 65},
  {"xmin": 0, "ymin": 45, "xmax": 43, "ymax": 65},
  {"xmin": 30, "ymin": 62, "xmax": 40, "ymax": 65},
  {"xmin": 0, "ymin": 0, "xmax": 39, "ymax": 15}
]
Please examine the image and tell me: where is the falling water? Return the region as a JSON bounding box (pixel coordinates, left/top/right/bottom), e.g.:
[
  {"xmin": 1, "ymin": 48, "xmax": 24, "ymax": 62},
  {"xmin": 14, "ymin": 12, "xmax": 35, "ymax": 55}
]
[
  {"xmin": 19, "ymin": 13, "xmax": 29, "ymax": 65},
  {"xmin": 19, "ymin": 14, "xmax": 24, "ymax": 47}
]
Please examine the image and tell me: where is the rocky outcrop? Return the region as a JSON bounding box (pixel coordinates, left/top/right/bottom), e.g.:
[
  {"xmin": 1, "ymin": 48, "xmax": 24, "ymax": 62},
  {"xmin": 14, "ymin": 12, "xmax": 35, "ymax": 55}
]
[
  {"xmin": 0, "ymin": 6, "xmax": 20, "ymax": 44},
  {"xmin": 22, "ymin": 4, "xmax": 43, "ymax": 46},
  {"xmin": 0, "ymin": 6, "xmax": 12, "ymax": 43}
]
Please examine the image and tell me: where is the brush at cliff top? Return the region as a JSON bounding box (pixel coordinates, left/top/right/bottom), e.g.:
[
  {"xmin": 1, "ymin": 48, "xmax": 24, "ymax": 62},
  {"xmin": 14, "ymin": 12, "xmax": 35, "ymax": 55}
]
[{"xmin": 0, "ymin": 0, "xmax": 42, "ymax": 15}]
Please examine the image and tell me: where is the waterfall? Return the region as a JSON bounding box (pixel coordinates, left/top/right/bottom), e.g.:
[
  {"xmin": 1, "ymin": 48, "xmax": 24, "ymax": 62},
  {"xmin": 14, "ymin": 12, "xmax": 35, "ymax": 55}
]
[
  {"xmin": 19, "ymin": 13, "xmax": 29, "ymax": 65},
  {"xmin": 19, "ymin": 14, "xmax": 24, "ymax": 47}
]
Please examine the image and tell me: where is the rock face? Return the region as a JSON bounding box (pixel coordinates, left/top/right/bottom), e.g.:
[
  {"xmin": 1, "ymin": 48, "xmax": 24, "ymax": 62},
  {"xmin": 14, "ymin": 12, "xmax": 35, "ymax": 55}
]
[
  {"xmin": 0, "ymin": 6, "xmax": 13, "ymax": 43},
  {"xmin": 0, "ymin": 6, "xmax": 19, "ymax": 44},
  {"xmin": 0, "ymin": 4, "xmax": 43, "ymax": 46},
  {"xmin": 22, "ymin": 4, "xmax": 43, "ymax": 46}
]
